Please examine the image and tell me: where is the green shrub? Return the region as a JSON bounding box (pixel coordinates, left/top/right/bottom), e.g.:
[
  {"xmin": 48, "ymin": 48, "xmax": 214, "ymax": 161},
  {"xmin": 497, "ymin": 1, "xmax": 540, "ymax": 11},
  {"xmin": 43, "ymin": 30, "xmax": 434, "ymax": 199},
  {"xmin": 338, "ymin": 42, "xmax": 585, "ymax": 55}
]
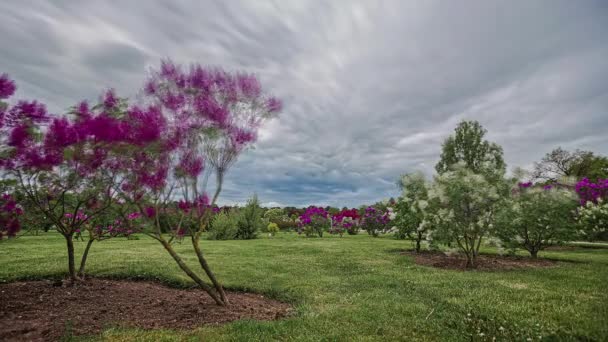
[
  {"xmin": 236, "ymin": 195, "xmax": 266, "ymax": 239},
  {"xmin": 276, "ymin": 219, "xmax": 298, "ymax": 231},
  {"xmin": 208, "ymin": 210, "xmax": 238, "ymax": 240},
  {"xmin": 577, "ymin": 199, "xmax": 608, "ymax": 241},
  {"xmin": 267, "ymin": 222, "xmax": 279, "ymax": 236},
  {"xmin": 496, "ymin": 184, "xmax": 578, "ymax": 257},
  {"xmin": 264, "ymin": 208, "xmax": 286, "ymax": 223}
]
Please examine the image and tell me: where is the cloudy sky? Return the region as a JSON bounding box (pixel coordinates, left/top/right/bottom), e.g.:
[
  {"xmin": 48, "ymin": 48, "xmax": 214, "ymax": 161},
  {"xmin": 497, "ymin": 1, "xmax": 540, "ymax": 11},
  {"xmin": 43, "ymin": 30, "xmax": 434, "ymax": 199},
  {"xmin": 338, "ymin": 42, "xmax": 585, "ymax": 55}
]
[{"xmin": 1, "ymin": 1, "xmax": 607, "ymax": 207}]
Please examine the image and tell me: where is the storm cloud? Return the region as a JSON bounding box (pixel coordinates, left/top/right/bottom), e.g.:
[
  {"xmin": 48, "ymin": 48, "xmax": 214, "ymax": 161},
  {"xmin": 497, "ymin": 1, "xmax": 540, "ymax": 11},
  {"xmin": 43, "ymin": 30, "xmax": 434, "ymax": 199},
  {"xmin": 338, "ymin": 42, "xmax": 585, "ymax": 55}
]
[{"xmin": 1, "ymin": 0, "xmax": 607, "ymax": 207}]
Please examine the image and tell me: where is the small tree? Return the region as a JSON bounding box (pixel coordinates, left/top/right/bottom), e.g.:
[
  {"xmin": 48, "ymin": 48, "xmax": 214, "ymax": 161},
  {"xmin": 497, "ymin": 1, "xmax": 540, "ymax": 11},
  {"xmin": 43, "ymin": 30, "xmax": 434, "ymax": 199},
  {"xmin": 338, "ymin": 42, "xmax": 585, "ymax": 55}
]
[
  {"xmin": 429, "ymin": 165, "xmax": 503, "ymax": 268},
  {"xmin": 298, "ymin": 207, "xmax": 330, "ymax": 237},
  {"xmin": 331, "ymin": 208, "xmax": 360, "ymax": 236},
  {"xmin": 577, "ymin": 198, "xmax": 608, "ymax": 241},
  {"xmin": 118, "ymin": 60, "xmax": 281, "ymax": 306},
  {"xmin": 533, "ymin": 147, "xmax": 608, "ymax": 182},
  {"xmin": 496, "ymin": 183, "xmax": 578, "ymax": 257},
  {"xmin": 360, "ymin": 206, "xmax": 391, "ymax": 237},
  {"xmin": 236, "ymin": 195, "xmax": 265, "ymax": 240},
  {"xmin": 0, "ymin": 74, "xmax": 146, "ymax": 280},
  {"xmin": 435, "ymin": 120, "xmax": 505, "ymax": 180},
  {"xmin": 394, "ymin": 172, "xmax": 433, "ymax": 252}
]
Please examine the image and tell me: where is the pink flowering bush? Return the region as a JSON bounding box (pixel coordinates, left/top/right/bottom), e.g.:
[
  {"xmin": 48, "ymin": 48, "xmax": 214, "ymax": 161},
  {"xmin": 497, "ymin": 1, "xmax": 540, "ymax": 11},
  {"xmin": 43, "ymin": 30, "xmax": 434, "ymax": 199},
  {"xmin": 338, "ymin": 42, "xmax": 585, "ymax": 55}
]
[
  {"xmin": 330, "ymin": 208, "xmax": 360, "ymax": 236},
  {"xmin": 299, "ymin": 207, "xmax": 330, "ymax": 237},
  {"xmin": 360, "ymin": 206, "xmax": 391, "ymax": 237},
  {"xmin": 116, "ymin": 60, "xmax": 281, "ymax": 306}
]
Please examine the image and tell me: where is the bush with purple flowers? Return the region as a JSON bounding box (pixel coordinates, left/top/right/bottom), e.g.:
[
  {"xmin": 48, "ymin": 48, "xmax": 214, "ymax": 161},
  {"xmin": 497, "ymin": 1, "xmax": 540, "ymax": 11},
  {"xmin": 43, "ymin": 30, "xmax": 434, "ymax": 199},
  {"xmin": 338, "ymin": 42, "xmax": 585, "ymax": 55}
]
[
  {"xmin": 360, "ymin": 206, "xmax": 391, "ymax": 237},
  {"xmin": 0, "ymin": 193, "xmax": 23, "ymax": 239},
  {"xmin": 575, "ymin": 178, "xmax": 608, "ymax": 205},
  {"xmin": 299, "ymin": 206, "xmax": 330, "ymax": 237},
  {"xmin": 0, "ymin": 74, "xmax": 152, "ymax": 281},
  {"xmin": 330, "ymin": 208, "xmax": 360, "ymax": 236}
]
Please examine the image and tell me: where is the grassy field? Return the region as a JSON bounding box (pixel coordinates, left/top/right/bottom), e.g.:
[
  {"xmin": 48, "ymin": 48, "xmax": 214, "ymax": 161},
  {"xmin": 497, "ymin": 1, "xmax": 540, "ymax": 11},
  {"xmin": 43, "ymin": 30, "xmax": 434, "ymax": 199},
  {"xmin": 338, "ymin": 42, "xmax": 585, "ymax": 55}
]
[{"xmin": 1, "ymin": 232, "xmax": 607, "ymax": 341}]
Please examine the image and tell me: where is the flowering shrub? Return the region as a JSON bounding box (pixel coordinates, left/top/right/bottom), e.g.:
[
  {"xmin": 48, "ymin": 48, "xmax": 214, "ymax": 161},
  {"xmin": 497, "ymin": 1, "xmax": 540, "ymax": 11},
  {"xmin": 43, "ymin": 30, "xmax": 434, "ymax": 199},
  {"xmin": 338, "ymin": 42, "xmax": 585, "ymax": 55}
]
[
  {"xmin": 0, "ymin": 74, "xmax": 151, "ymax": 280},
  {"xmin": 428, "ymin": 165, "xmax": 503, "ymax": 268},
  {"xmin": 577, "ymin": 199, "xmax": 608, "ymax": 241},
  {"xmin": 330, "ymin": 208, "xmax": 360, "ymax": 236},
  {"xmin": 115, "ymin": 60, "xmax": 281, "ymax": 305},
  {"xmin": 360, "ymin": 206, "xmax": 391, "ymax": 237},
  {"xmin": 496, "ymin": 182, "xmax": 578, "ymax": 257},
  {"xmin": 264, "ymin": 208, "xmax": 286, "ymax": 223},
  {"xmin": 575, "ymin": 178, "xmax": 608, "ymax": 205},
  {"xmin": 394, "ymin": 172, "xmax": 433, "ymax": 252},
  {"xmin": 0, "ymin": 193, "xmax": 23, "ymax": 239},
  {"xmin": 299, "ymin": 207, "xmax": 330, "ymax": 237}
]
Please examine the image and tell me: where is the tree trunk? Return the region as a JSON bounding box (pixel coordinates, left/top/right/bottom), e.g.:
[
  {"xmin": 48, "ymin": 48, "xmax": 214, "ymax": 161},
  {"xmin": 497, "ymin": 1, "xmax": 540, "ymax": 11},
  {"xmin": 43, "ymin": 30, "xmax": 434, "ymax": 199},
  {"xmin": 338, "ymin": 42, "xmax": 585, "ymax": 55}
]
[
  {"xmin": 78, "ymin": 238, "xmax": 95, "ymax": 278},
  {"xmin": 65, "ymin": 234, "xmax": 79, "ymax": 282},
  {"xmin": 415, "ymin": 232, "xmax": 422, "ymax": 253},
  {"xmin": 191, "ymin": 234, "xmax": 228, "ymax": 305},
  {"xmin": 465, "ymin": 254, "xmax": 474, "ymax": 268},
  {"xmin": 160, "ymin": 239, "xmax": 225, "ymax": 306},
  {"xmin": 211, "ymin": 171, "xmax": 224, "ymax": 206},
  {"xmin": 530, "ymin": 249, "xmax": 538, "ymax": 258}
]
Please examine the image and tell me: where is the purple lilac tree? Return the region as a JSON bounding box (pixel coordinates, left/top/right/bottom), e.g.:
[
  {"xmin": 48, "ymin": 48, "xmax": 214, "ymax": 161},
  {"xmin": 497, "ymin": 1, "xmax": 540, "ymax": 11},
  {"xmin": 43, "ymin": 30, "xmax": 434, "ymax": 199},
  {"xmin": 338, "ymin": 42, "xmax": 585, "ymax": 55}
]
[
  {"xmin": 299, "ymin": 206, "xmax": 330, "ymax": 237},
  {"xmin": 0, "ymin": 73, "xmax": 160, "ymax": 281},
  {"xmin": 118, "ymin": 60, "xmax": 281, "ymax": 306}
]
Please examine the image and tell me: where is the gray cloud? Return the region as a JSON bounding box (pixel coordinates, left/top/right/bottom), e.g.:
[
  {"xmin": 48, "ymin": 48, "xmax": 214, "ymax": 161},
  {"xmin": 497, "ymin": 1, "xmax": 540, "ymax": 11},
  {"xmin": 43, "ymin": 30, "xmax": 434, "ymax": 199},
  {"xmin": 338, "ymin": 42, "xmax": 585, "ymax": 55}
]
[{"xmin": 1, "ymin": 0, "xmax": 607, "ymax": 207}]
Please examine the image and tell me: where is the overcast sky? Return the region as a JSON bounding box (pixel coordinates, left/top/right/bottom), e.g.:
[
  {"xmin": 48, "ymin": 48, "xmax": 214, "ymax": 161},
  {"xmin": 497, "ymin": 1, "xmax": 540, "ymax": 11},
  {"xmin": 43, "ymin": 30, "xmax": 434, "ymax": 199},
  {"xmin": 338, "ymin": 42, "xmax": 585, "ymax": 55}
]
[{"xmin": 1, "ymin": 1, "xmax": 607, "ymax": 207}]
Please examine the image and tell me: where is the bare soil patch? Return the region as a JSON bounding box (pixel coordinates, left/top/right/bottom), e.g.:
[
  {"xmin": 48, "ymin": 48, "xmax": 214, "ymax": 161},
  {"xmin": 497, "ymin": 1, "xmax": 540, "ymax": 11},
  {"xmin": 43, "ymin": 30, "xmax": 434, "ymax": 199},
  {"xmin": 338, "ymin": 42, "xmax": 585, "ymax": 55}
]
[
  {"xmin": 401, "ymin": 250, "xmax": 557, "ymax": 271},
  {"xmin": 0, "ymin": 278, "xmax": 292, "ymax": 341}
]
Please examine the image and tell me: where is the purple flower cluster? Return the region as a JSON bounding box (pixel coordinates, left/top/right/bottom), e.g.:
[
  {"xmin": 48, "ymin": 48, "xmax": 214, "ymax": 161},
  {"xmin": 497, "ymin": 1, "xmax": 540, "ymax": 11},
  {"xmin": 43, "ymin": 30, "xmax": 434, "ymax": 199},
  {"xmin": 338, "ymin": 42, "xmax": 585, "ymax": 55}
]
[
  {"xmin": 518, "ymin": 182, "xmax": 533, "ymax": 188},
  {"xmin": 0, "ymin": 75, "xmax": 166, "ymax": 174},
  {"xmin": 0, "ymin": 193, "xmax": 23, "ymax": 239},
  {"xmin": 299, "ymin": 206, "xmax": 329, "ymax": 226},
  {"xmin": 0, "ymin": 73, "xmax": 16, "ymax": 99},
  {"xmin": 93, "ymin": 218, "xmax": 135, "ymax": 238},
  {"xmin": 331, "ymin": 208, "xmax": 360, "ymax": 235},
  {"xmin": 575, "ymin": 178, "xmax": 608, "ymax": 205},
  {"xmin": 360, "ymin": 206, "xmax": 391, "ymax": 237},
  {"xmin": 177, "ymin": 194, "xmax": 215, "ymax": 216}
]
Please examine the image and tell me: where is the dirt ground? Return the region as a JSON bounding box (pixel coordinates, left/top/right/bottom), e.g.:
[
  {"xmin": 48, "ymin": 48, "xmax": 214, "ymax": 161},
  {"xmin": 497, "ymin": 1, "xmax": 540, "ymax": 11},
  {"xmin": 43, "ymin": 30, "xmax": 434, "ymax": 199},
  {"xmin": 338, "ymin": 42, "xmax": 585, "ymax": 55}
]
[
  {"xmin": 0, "ymin": 278, "xmax": 292, "ymax": 341},
  {"xmin": 401, "ymin": 250, "xmax": 557, "ymax": 271}
]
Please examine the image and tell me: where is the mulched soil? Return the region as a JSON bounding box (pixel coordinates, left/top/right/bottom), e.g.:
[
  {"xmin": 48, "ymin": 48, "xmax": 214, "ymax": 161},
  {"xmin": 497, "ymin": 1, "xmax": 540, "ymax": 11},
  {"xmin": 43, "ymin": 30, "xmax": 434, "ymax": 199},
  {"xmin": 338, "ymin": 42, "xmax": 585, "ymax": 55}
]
[
  {"xmin": 401, "ymin": 250, "xmax": 557, "ymax": 271},
  {"xmin": 0, "ymin": 278, "xmax": 292, "ymax": 341}
]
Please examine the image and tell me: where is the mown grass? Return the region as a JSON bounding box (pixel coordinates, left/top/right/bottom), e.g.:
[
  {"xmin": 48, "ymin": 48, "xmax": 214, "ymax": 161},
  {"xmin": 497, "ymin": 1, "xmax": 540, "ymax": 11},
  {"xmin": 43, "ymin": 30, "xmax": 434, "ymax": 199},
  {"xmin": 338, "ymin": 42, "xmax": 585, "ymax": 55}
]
[{"xmin": 1, "ymin": 232, "xmax": 607, "ymax": 341}]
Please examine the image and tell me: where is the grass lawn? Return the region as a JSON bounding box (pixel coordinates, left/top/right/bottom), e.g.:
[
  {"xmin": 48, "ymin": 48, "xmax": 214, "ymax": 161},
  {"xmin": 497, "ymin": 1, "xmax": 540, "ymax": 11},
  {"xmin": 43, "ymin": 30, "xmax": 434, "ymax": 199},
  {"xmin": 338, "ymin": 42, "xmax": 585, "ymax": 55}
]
[{"xmin": 1, "ymin": 232, "xmax": 607, "ymax": 341}]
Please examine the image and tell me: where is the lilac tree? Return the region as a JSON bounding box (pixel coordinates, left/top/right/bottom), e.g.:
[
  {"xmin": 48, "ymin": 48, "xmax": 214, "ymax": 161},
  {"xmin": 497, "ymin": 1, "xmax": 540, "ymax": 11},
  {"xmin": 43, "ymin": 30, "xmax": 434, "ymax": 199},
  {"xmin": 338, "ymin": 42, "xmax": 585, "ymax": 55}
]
[
  {"xmin": 119, "ymin": 60, "xmax": 281, "ymax": 306},
  {"xmin": 0, "ymin": 74, "xmax": 158, "ymax": 280},
  {"xmin": 496, "ymin": 182, "xmax": 578, "ymax": 257},
  {"xmin": 360, "ymin": 206, "xmax": 391, "ymax": 237},
  {"xmin": 330, "ymin": 208, "xmax": 360, "ymax": 236},
  {"xmin": 298, "ymin": 206, "xmax": 330, "ymax": 237}
]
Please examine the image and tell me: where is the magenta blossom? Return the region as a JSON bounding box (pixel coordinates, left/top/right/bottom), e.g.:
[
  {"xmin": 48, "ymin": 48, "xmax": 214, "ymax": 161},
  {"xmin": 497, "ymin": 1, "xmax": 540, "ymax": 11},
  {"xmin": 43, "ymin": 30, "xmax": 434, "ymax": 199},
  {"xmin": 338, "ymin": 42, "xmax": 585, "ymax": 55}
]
[
  {"xmin": 144, "ymin": 206, "xmax": 156, "ymax": 218},
  {"xmin": 576, "ymin": 178, "xmax": 608, "ymax": 205},
  {"xmin": 0, "ymin": 73, "xmax": 16, "ymax": 99}
]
